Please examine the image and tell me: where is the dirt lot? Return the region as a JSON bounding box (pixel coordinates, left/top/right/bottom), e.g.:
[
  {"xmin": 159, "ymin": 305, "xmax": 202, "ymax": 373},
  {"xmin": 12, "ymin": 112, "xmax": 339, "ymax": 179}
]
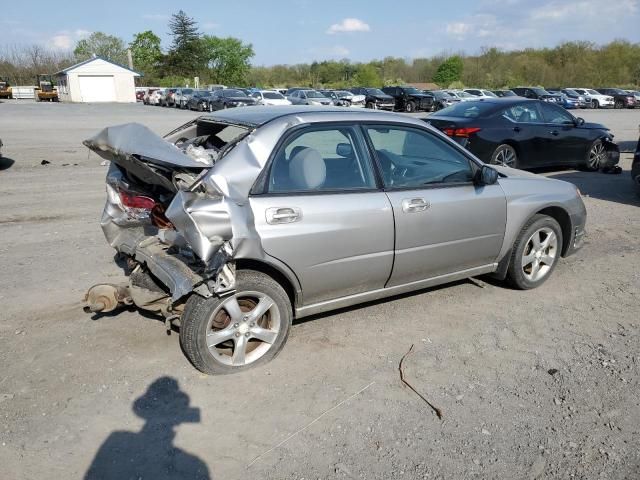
[{"xmin": 1, "ymin": 101, "xmax": 639, "ymax": 479}]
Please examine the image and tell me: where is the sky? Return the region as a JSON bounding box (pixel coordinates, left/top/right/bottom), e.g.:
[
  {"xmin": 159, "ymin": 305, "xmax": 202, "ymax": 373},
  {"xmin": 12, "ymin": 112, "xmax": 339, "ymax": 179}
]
[{"xmin": 3, "ymin": 0, "xmax": 640, "ymax": 65}]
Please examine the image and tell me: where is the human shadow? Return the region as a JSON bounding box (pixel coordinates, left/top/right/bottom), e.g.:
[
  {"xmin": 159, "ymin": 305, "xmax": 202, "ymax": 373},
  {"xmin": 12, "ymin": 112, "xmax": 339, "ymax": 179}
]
[{"xmin": 84, "ymin": 376, "xmax": 211, "ymax": 480}]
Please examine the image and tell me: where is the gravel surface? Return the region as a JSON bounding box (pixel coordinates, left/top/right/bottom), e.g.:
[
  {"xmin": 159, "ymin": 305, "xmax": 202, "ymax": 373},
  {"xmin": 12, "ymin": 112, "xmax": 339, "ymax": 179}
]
[{"xmin": 0, "ymin": 101, "xmax": 638, "ymax": 479}]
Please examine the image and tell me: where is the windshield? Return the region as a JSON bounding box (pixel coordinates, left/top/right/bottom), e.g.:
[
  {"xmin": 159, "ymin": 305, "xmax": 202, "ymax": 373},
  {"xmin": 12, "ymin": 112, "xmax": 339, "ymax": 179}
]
[
  {"xmin": 482, "ymin": 90, "xmax": 498, "ymax": 97},
  {"xmin": 434, "ymin": 102, "xmax": 497, "ymax": 118},
  {"xmin": 305, "ymin": 91, "xmax": 326, "ymax": 98},
  {"xmin": 564, "ymin": 89, "xmax": 579, "ymax": 96},
  {"xmin": 454, "ymin": 91, "xmax": 474, "ymax": 98},
  {"xmin": 263, "ymin": 92, "xmax": 284, "ymax": 99},
  {"xmin": 531, "ymin": 87, "xmax": 551, "ymax": 96},
  {"xmin": 182, "ymin": 89, "xmax": 194, "ymax": 94},
  {"xmin": 401, "ymin": 87, "xmax": 422, "ymax": 95},
  {"xmin": 335, "ymin": 91, "xmax": 351, "ymax": 96},
  {"xmin": 366, "ymin": 88, "xmax": 386, "ymax": 96},
  {"xmin": 501, "ymin": 90, "xmax": 516, "ymax": 96},
  {"xmin": 224, "ymin": 89, "xmax": 247, "ymax": 97},
  {"xmin": 609, "ymin": 88, "xmax": 626, "ymax": 94},
  {"xmin": 586, "ymin": 89, "xmax": 599, "ymax": 95}
]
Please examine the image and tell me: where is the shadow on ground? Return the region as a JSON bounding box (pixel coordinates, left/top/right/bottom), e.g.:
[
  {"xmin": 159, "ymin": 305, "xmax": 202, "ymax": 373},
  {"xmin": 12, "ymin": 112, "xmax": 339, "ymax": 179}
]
[
  {"xmin": 84, "ymin": 376, "xmax": 212, "ymax": 479},
  {"xmin": 0, "ymin": 156, "xmax": 15, "ymax": 170},
  {"xmin": 547, "ymin": 168, "xmax": 640, "ymax": 207}
]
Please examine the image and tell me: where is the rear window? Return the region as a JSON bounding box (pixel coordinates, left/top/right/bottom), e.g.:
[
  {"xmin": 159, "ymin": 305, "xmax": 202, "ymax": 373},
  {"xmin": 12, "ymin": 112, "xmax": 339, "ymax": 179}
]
[
  {"xmin": 435, "ymin": 102, "xmax": 496, "ymax": 118},
  {"xmin": 263, "ymin": 92, "xmax": 284, "ymax": 99}
]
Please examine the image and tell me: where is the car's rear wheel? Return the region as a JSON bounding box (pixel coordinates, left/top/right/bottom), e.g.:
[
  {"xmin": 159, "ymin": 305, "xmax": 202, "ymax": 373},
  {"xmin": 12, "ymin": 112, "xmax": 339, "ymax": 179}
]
[
  {"xmin": 491, "ymin": 144, "xmax": 518, "ymax": 168},
  {"xmin": 585, "ymin": 139, "xmax": 605, "ymax": 171},
  {"xmin": 591, "ymin": 100, "xmax": 599, "ymax": 109},
  {"xmin": 180, "ymin": 270, "xmax": 292, "ymax": 375},
  {"xmin": 507, "ymin": 215, "xmax": 563, "ymax": 290},
  {"xmin": 405, "ymin": 101, "xmax": 416, "ymax": 113}
]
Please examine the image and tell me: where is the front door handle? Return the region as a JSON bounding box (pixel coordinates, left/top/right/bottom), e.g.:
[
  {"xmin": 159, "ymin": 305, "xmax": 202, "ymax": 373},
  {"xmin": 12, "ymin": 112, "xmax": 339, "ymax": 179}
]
[
  {"xmin": 402, "ymin": 198, "xmax": 430, "ymax": 213},
  {"xmin": 266, "ymin": 207, "xmax": 302, "ymax": 224}
]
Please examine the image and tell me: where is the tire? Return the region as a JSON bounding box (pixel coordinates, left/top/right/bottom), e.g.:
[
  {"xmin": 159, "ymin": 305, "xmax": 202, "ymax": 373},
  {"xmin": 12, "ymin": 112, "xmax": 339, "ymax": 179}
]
[
  {"xmin": 506, "ymin": 214, "xmax": 563, "ymax": 290},
  {"xmin": 366, "ymin": 102, "xmax": 375, "ymax": 109},
  {"xmin": 179, "ymin": 270, "xmax": 292, "ymax": 375},
  {"xmin": 405, "ymin": 101, "xmax": 416, "ymax": 113},
  {"xmin": 197, "ymin": 103, "xmax": 203, "ymax": 112},
  {"xmin": 490, "ymin": 144, "xmax": 519, "ymax": 168},
  {"xmin": 585, "ymin": 139, "xmax": 605, "ymax": 171},
  {"xmin": 591, "ymin": 100, "xmax": 599, "ymax": 109},
  {"xmin": 615, "ymin": 99, "xmax": 623, "ymax": 109},
  {"xmin": 209, "ymin": 103, "xmax": 214, "ymax": 112}
]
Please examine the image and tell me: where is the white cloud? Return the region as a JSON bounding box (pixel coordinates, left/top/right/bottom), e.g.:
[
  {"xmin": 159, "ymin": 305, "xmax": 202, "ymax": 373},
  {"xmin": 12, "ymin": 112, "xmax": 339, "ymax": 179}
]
[
  {"xmin": 50, "ymin": 29, "xmax": 92, "ymax": 50},
  {"xmin": 326, "ymin": 18, "xmax": 370, "ymax": 34},
  {"xmin": 445, "ymin": 22, "xmax": 471, "ymax": 38},
  {"xmin": 51, "ymin": 34, "xmax": 72, "ymax": 50}
]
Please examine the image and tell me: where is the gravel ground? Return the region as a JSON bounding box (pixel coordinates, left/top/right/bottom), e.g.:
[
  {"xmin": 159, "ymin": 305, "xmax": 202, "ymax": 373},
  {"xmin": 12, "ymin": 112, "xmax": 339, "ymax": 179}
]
[{"xmin": 0, "ymin": 101, "xmax": 639, "ymax": 479}]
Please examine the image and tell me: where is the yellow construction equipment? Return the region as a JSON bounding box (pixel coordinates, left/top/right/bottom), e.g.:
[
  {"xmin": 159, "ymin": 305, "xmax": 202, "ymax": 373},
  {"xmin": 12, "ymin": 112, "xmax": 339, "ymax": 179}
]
[
  {"xmin": 0, "ymin": 77, "xmax": 11, "ymax": 99},
  {"xmin": 34, "ymin": 74, "xmax": 58, "ymax": 102}
]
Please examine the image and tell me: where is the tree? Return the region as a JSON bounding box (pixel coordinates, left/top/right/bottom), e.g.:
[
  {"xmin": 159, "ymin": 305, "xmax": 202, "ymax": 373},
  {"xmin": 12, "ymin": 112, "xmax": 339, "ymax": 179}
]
[
  {"xmin": 129, "ymin": 31, "xmax": 162, "ymax": 75},
  {"xmin": 74, "ymin": 32, "xmax": 127, "ymax": 64},
  {"xmin": 432, "ymin": 55, "xmax": 464, "ymax": 86},
  {"xmin": 353, "ymin": 64, "xmax": 382, "ymax": 87},
  {"xmin": 199, "ymin": 36, "xmax": 254, "ymax": 85},
  {"xmin": 165, "ymin": 10, "xmax": 202, "ymax": 76}
]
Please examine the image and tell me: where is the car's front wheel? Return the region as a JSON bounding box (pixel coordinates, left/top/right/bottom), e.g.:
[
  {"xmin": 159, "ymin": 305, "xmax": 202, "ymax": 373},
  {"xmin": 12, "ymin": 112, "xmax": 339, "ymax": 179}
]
[
  {"xmin": 491, "ymin": 144, "xmax": 519, "ymax": 168},
  {"xmin": 614, "ymin": 99, "xmax": 624, "ymax": 109},
  {"xmin": 585, "ymin": 139, "xmax": 605, "ymax": 171},
  {"xmin": 180, "ymin": 270, "xmax": 292, "ymax": 375},
  {"xmin": 591, "ymin": 100, "xmax": 599, "ymax": 109},
  {"xmin": 507, "ymin": 215, "xmax": 563, "ymax": 290},
  {"xmin": 405, "ymin": 101, "xmax": 416, "ymax": 113}
]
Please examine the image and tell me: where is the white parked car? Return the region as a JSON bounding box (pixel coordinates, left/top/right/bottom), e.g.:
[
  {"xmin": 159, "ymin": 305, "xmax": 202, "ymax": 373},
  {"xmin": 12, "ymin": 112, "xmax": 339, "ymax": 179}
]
[
  {"xmin": 446, "ymin": 90, "xmax": 477, "ymax": 102},
  {"xmin": 251, "ymin": 90, "xmax": 292, "ymax": 106},
  {"xmin": 148, "ymin": 89, "xmax": 165, "ymax": 106},
  {"xmin": 570, "ymin": 88, "xmax": 614, "ymax": 109},
  {"xmin": 463, "ymin": 89, "xmax": 498, "ymax": 99}
]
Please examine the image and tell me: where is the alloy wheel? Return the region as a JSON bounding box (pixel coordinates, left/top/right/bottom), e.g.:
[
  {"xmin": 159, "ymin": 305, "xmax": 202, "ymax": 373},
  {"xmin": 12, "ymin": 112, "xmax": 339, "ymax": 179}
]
[
  {"xmin": 205, "ymin": 291, "xmax": 281, "ymax": 366},
  {"xmin": 521, "ymin": 227, "xmax": 558, "ymax": 282},
  {"xmin": 494, "ymin": 146, "xmax": 517, "ymax": 167},
  {"xmin": 588, "ymin": 142, "xmax": 605, "ymax": 170}
]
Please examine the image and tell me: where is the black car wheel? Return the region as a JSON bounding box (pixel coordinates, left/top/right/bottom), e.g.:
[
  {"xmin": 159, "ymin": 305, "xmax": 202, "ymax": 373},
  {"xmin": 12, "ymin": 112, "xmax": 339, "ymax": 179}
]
[
  {"xmin": 209, "ymin": 103, "xmax": 214, "ymax": 112},
  {"xmin": 585, "ymin": 140, "xmax": 605, "ymax": 171},
  {"xmin": 507, "ymin": 214, "xmax": 563, "ymax": 290},
  {"xmin": 591, "ymin": 100, "xmax": 599, "ymax": 109},
  {"xmin": 366, "ymin": 102, "xmax": 375, "ymax": 109},
  {"xmin": 405, "ymin": 101, "xmax": 416, "ymax": 113},
  {"xmin": 615, "ymin": 99, "xmax": 624, "ymax": 109},
  {"xmin": 197, "ymin": 103, "xmax": 203, "ymax": 112},
  {"xmin": 491, "ymin": 144, "xmax": 519, "ymax": 168}
]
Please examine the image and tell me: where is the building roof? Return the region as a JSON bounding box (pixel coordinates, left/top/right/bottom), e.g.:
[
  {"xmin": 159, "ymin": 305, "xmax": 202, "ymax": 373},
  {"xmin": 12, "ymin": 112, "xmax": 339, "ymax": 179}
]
[{"xmin": 56, "ymin": 56, "xmax": 142, "ymax": 76}]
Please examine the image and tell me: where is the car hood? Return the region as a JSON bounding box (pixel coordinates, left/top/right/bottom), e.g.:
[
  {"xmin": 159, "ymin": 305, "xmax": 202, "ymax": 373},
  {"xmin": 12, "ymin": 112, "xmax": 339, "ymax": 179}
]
[
  {"xmin": 372, "ymin": 94, "xmax": 395, "ymax": 101},
  {"xmin": 492, "ymin": 165, "xmax": 549, "ymax": 179},
  {"xmin": 580, "ymin": 121, "xmax": 608, "ymax": 131}
]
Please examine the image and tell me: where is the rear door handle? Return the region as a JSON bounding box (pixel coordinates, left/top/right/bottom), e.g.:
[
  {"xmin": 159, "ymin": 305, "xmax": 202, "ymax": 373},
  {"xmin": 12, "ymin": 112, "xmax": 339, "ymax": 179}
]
[
  {"xmin": 402, "ymin": 198, "xmax": 430, "ymax": 213},
  {"xmin": 266, "ymin": 207, "xmax": 302, "ymax": 224}
]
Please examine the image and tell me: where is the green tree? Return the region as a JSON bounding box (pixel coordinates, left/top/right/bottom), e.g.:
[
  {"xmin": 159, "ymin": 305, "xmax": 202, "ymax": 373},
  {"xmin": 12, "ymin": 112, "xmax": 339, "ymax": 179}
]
[
  {"xmin": 129, "ymin": 31, "xmax": 162, "ymax": 75},
  {"xmin": 74, "ymin": 32, "xmax": 127, "ymax": 64},
  {"xmin": 165, "ymin": 10, "xmax": 202, "ymax": 76},
  {"xmin": 199, "ymin": 36, "xmax": 254, "ymax": 85},
  {"xmin": 432, "ymin": 55, "xmax": 464, "ymax": 86},
  {"xmin": 353, "ymin": 64, "xmax": 382, "ymax": 87}
]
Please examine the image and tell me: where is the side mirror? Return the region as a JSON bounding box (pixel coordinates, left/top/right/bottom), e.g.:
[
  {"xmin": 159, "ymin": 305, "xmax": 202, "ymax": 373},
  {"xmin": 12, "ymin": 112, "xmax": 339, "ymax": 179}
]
[
  {"xmin": 476, "ymin": 165, "xmax": 499, "ymax": 185},
  {"xmin": 575, "ymin": 117, "xmax": 585, "ymax": 126},
  {"xmin": 336, "ymin": 143, "xmax": 353, "ymax": 157}
]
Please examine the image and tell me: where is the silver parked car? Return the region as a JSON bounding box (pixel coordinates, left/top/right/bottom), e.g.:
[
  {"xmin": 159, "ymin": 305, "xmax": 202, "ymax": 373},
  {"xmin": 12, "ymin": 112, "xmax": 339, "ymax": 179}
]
[
  {"xmin": 84, "ymin": 106, "xmax": 586, "ymax": 375},
  {"xmin": 287, "ymin": 89, "xmax": 332, "ymax": 105}
]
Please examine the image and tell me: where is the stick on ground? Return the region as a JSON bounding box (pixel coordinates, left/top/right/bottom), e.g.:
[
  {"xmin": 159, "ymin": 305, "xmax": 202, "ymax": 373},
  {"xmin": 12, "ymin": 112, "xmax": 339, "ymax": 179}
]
[{"xmin": 399, "ymin": 344, "xmax": 443, "ymax": 419}]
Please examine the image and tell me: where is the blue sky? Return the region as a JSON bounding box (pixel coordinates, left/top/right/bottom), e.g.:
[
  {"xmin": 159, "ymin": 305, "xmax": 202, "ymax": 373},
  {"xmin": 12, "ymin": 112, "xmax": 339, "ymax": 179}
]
[{"xmin": 3, "ymin": 0, "xmax": 639, "ymax": 65}]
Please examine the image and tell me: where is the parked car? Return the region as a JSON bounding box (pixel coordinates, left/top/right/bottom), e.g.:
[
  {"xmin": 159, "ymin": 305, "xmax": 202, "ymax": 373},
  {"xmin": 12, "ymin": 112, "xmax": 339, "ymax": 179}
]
[
  {"xmin": 250, "ymin": 90, "xmax": 291, "ymax": 106},
  {"xmin": 319, "ymin": 90, "xmax": 366, "ymax": 107},
  {"xmin": 287, "ymin": 89, "xmax": 332, "ymax": 106},
  {"xmin": 547, "ymin": 90, "xmax": 580, "ymax": 109},
  {"xmin": 142, "ymin": 88, "xmax": 160, "ymax": 105},
  {"xmin": 273, "ymin": 88, "xmax": 288, "ymax": 96},
  {"xmin": 492, "ymin": 90, "xmax": 517, "ymax": 98},
  {"xmin": 464, "ymin": 89, "xmax": 498, "ymax": 99},
  {"xmin": 595, "ymin": 88, "xmax": 636, "ymax": 109},
  {"xmin": 84, "ymin": 106, "xmax": 587, "ymax": 374},
  {"xmin": 511, "ymin": 87, "xmax": 563, "ymax": 104},
  {"xmin": 349, "ymin": 87, "xmax": 396, "ymax": 110},
  {"xmin": 158, "ymin": 88, "xmax": 177, "ymax": 107},
  {"xmin": 570, "ymin": 88, "xmax": 614, "ymax": 109},
  {"xmin": 148, "ymin": 88, "xmax": 165, "ymax": 106},
  {"xmin": 426, "ymin": 98, "xmax": 619, "ymax": 171},
  {"xmin": 633, "ymin": 124, "xmax": 640, "ymax": 195},
  {"xmin": 173, "ymin": 88, "xmax": 195, "ymax": 109},
  {"xmin": 445, "ymin": 90, "xmax": 477, "ymax": 102},
  {"xmin": 426, "ymin": 90, "xmax": 461, "ymax": 111},
  {"xmin": 135, "ymin": 89, "xmax": 146, "ymax": 102},
  {"xmin": 207, "ymin": 88, "xmax": 257, "ymax": 110},
  {"xmin": 626, "ymin": 90, "xmax": 640, "ymax": 103},
  {"xmin": 382, "ymin": 86, "xmax": 435, "ymax": 112},
  {"xmin": 550, "ymin": 89, "xmax": 587, "ymax": 108},
  {"xmin": 186, "ymin": 90, "xmax": 214, "ymax": 111}
]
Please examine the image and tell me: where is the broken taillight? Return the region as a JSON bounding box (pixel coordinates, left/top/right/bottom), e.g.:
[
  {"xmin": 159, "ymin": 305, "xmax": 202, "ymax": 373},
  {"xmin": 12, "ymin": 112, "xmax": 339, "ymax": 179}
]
[
  {"xmin": 443, "ymin": 127, "xmax": 481, "ymax": 138},
  {"xmin": 119, "ymin": 190, "xmax": 156, "ymax": 210}
]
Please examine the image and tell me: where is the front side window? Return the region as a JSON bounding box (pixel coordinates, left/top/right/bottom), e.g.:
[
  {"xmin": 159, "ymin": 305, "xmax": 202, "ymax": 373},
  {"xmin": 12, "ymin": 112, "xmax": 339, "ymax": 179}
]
[
  {"xmin": 502, "ymin": 104, "xmax": 544, "ymax": 123},
  {"xmin": 365, "ymin": 126, "xmax": 475, "ymax": 189},
  {"xmin": 539, "ymin": 102, "xmax": 574, "ymax": 124},
  {"xmin": 268, "ymin": 127, "xmax": 376, "ymax": 193}
]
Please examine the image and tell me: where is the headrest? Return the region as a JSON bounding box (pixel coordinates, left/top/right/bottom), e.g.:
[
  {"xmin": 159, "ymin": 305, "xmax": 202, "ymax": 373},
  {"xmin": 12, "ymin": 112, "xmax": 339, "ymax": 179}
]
[{"xmin": 289, "ymin": 148, "xmax": 326, "ymax": 190}]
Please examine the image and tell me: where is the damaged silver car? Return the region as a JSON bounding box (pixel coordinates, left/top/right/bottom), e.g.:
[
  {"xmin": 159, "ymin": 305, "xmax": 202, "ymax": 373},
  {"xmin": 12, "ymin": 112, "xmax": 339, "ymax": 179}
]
[{"xmin": 84, "ymin": 106, "xmax": 587, "ymax": 375}]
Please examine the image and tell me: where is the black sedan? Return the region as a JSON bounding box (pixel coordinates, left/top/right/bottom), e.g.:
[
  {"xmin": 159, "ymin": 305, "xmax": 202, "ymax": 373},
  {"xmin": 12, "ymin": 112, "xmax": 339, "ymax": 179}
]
[
  {"xmin": 426, "ymin": 98, "xmax": 619, "ymax": 171},
  {"xmin": 186, "ymin": 90, "xmax": 214, "ymax": 111},
  {"xmin": 205, "ymin": 89, "xmax": 257, "ymax": 111}
]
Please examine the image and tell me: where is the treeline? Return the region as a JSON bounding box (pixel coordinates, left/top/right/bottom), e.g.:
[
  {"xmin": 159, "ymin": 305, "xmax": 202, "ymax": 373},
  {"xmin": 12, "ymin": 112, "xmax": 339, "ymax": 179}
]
[{"xmin": 2, "ymin": 11, "xmax": 639, "ymax": 91}]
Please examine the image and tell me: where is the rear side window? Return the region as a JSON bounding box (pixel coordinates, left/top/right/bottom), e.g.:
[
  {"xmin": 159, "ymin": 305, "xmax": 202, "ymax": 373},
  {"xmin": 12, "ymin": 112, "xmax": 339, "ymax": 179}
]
[
  {"xmin": 268, "ymin": 127, "xmax": 376, "ymax": 193},
  {"xmin": 365, "ymin": 126, "xmax": 474, "ymax": 188},
  {"xmin": 436, "ymin": 102, "xmax": 495, "ymax": 118},
  {"xmin": 502, "ymin": 104, "xmax": 543, "ymax": 123}
]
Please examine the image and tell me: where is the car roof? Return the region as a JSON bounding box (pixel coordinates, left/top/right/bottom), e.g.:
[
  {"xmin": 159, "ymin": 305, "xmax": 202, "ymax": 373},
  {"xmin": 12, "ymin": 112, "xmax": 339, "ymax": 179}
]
[{"xmin": 198, "ymin": 105, "xmax": 427, "ymax": 128}]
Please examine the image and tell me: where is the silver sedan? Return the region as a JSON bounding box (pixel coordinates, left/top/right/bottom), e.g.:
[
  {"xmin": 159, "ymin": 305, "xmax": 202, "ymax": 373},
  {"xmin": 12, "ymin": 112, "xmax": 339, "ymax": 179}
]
[{"xmin": 84, "ymin": 106, "xmax": 587, "ymax": 374}]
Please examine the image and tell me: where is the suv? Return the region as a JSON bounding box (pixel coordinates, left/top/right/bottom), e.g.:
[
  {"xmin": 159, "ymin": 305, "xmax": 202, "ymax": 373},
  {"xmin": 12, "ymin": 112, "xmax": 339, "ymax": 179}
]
[
  {"xmin": 463, "ymin": 89, "xmax": 498, "ymax": 99},
  {"xmin": 596, "ymin": 88, "xmax": 636, "ymax": 109},
  {"xmin": 382, "ymin": 86, "xmax": 434, "ymax": 112},
  {"xmin": 349, "ymin": 87, "xmax": 396, "ymax": 110},
  {"xmin": 511, "ymin": 87, "xmax": 562, "ymax": 104},
  {"xmin": 84, "ymin": 107, "xmax": 587, "ymax": 375},
  {"xmin": 569, "ymin": 88, "xmax": 614, "ymax": 109}
]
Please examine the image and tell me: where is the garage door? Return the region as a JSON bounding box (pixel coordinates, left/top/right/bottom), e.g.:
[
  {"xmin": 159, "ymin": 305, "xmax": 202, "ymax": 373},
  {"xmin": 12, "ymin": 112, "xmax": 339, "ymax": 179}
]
[{"xmin": 78, "ymin": 75, "xmax": 116, "ymax": 102}]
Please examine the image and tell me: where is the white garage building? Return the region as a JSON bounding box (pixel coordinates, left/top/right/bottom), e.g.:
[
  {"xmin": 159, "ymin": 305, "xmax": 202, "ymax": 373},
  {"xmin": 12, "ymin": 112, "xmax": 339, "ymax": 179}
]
[{"xmin": 56, "ymin": 57, "xmax": 141, "ymax": 103}]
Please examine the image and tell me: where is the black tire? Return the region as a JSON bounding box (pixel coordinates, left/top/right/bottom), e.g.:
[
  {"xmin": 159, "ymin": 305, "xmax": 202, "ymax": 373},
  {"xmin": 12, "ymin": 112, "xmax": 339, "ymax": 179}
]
[
  {"xmin": 615, "ymin": 99, "xmax": 623, "ymax": 109},
  {"xmin": 405, "ymin": 101, "xmax": 416, "ymax": 113},
  {"xmin": 490, "ymin": 144, "xmax": 519, "ymax": 168},
  {"xmin": 585, "ymin": 139, "xmax": 604, "ymax": 171},
  {"xmin": 506, "ymin": 214, "xmax": 563, "ymax": 290},
  {"xmin": 366, "ymin": 102, "xmax": 375, "ymax": 109},
  {"xmin": 208, "ymin": 103, "xmax": 214, "ymax": 112},
  {"xmin": 197, "ymin": 103, "xmax": 203, "ymax": 112},
  {"xmin": 180, "ymin": 270, "xmax": 292, "ymax": 375},
  {"xmin": 591, "ymin": 100, "xmax": 599, "ymax": 109}
]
